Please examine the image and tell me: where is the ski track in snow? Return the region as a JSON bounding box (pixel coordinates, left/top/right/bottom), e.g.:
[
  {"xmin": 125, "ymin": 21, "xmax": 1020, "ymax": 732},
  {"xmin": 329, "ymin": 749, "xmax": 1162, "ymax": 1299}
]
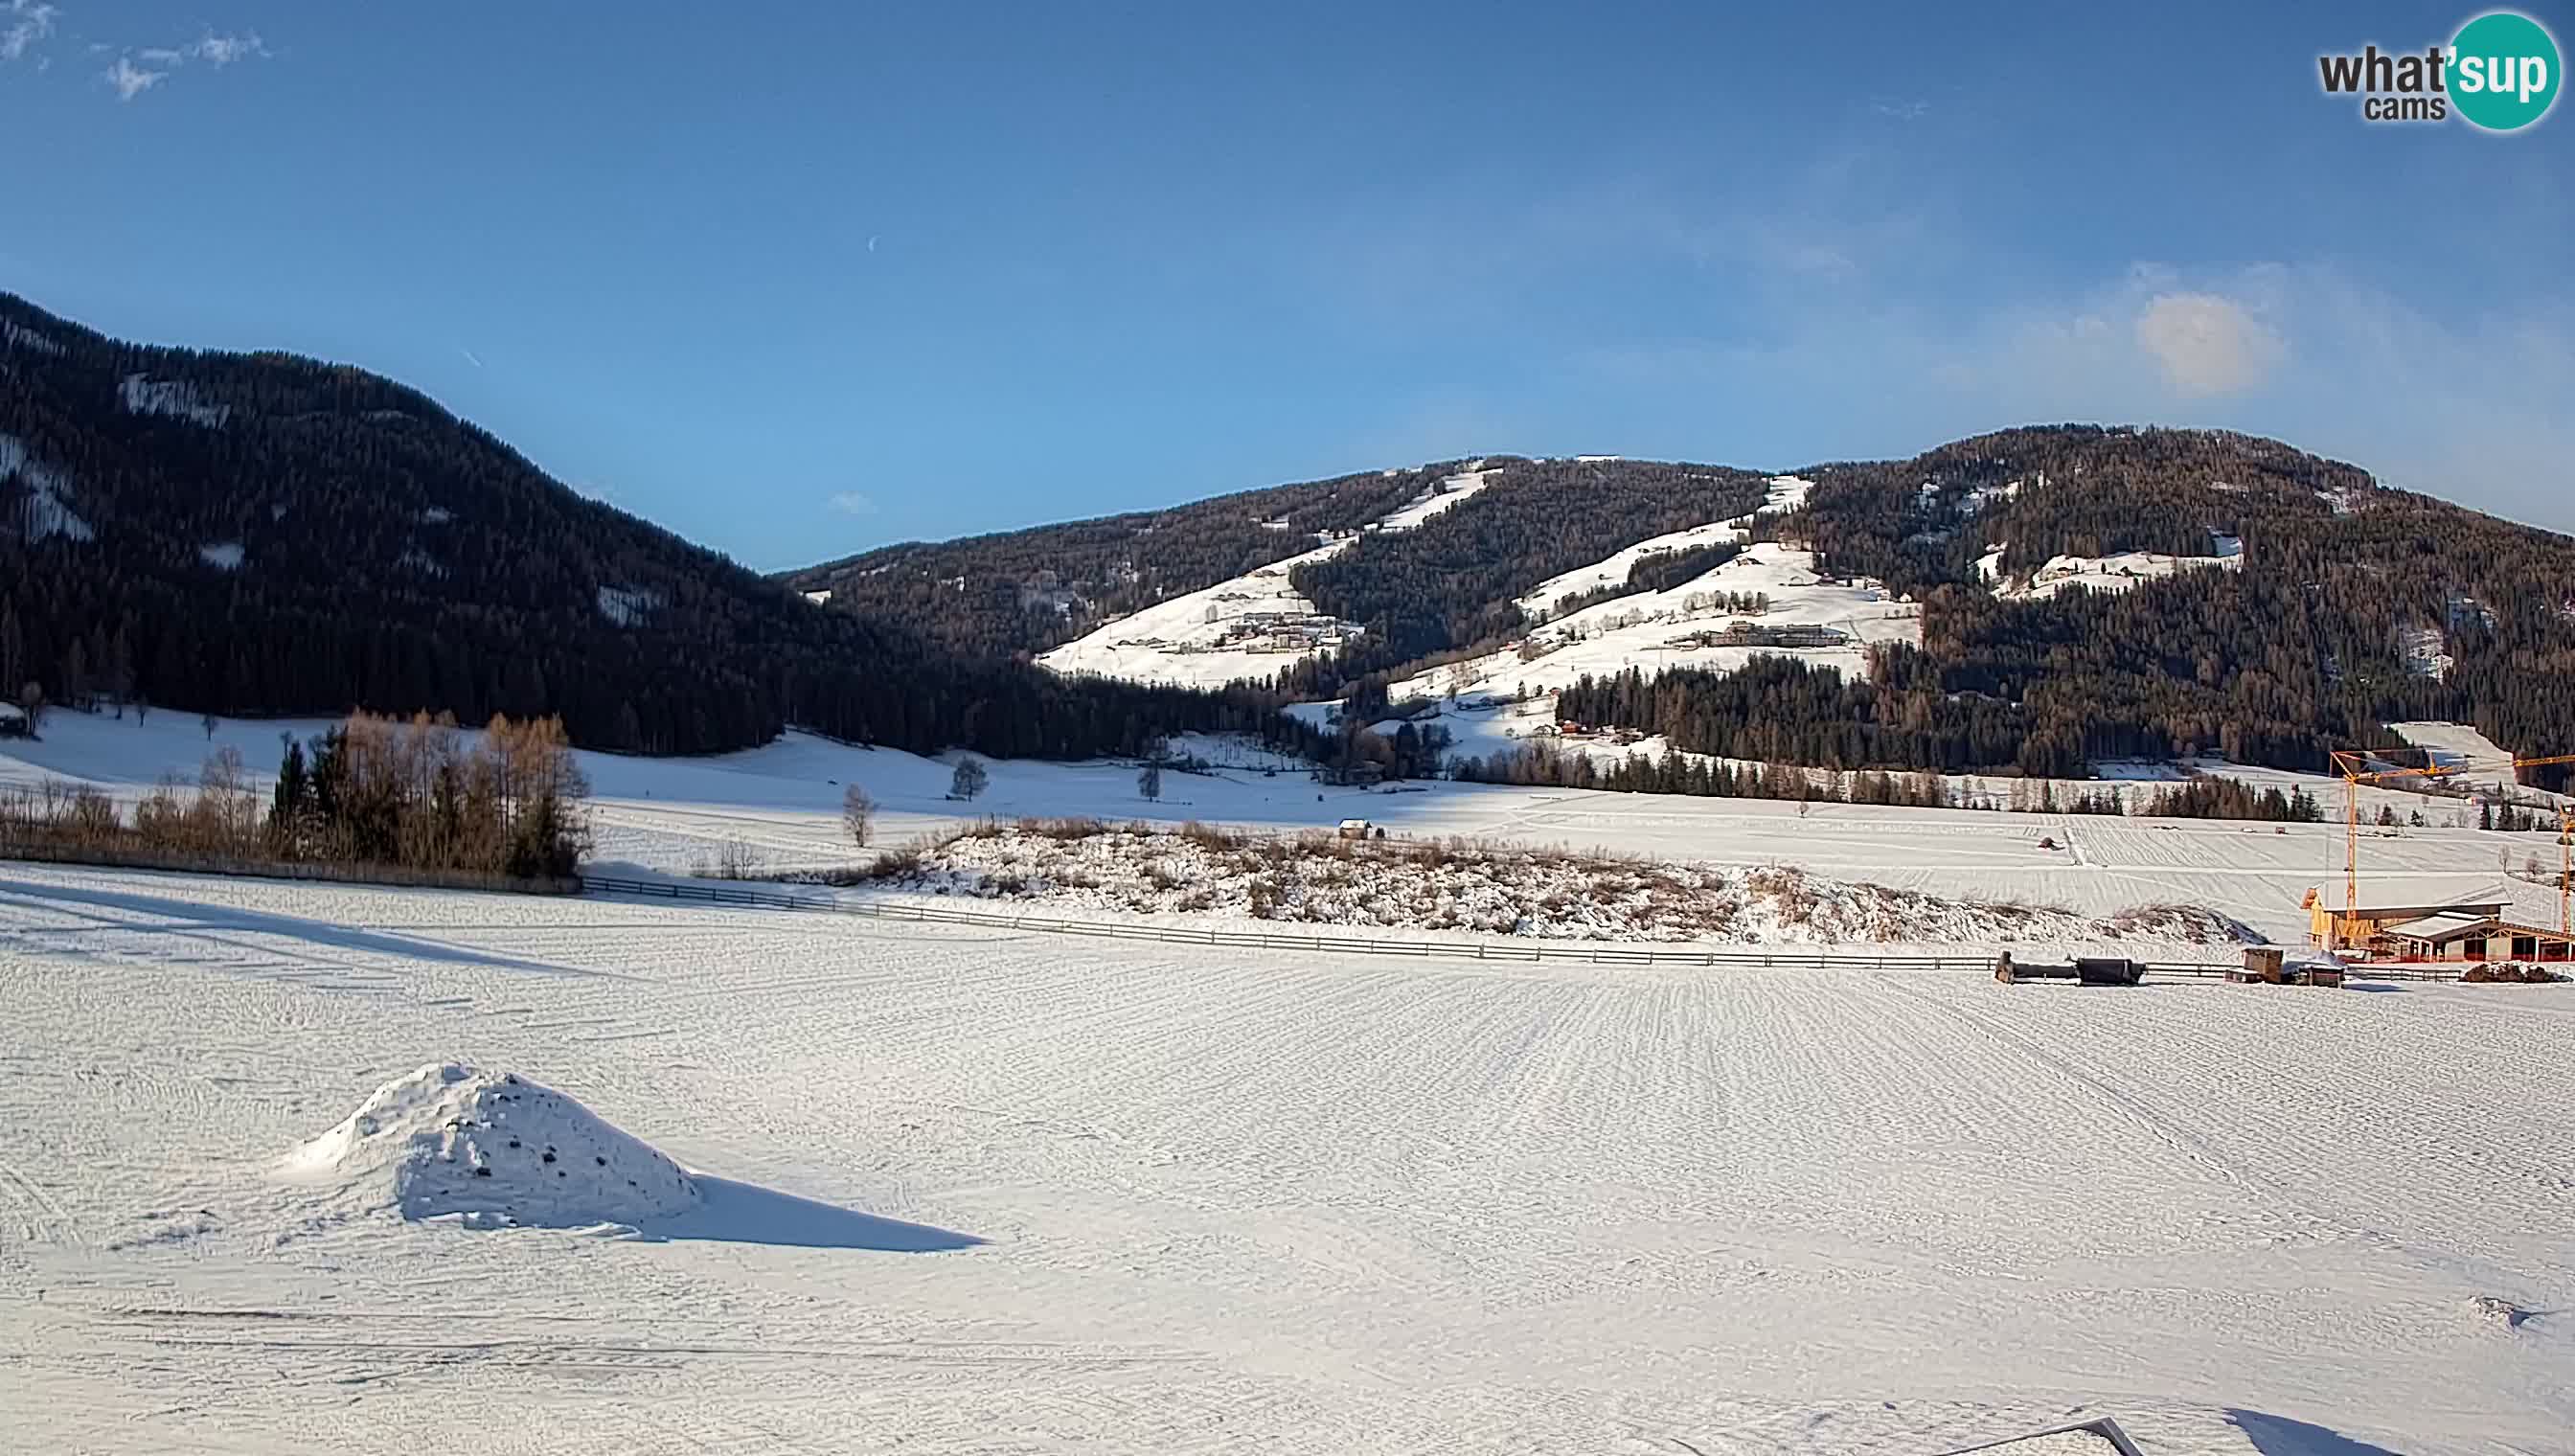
[{"xmin": 0, "ymin": 863, "xmax": 2566, "ymax": 1453}]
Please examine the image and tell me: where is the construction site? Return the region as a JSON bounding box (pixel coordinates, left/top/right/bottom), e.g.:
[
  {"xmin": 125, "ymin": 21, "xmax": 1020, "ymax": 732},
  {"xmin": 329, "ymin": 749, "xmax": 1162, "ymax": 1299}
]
[{"xmin": 2313, "ymin": 746, "xmax": 2575, "ymax": 962}]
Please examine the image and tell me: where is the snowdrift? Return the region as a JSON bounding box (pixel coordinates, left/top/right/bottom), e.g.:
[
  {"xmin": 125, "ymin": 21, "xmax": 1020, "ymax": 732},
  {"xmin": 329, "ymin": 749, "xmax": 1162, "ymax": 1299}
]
[{"xmin": 283, "ymin": 1062, "xmax": 700, "ymax": 1229}]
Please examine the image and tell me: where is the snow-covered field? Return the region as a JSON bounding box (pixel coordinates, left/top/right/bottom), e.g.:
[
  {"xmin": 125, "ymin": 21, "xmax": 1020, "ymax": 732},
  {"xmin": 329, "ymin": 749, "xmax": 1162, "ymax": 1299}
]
[
  {"xmin": 0, "ymin": 863, "xmax": 2565, "ymax": 1453},
  {"xmin": 9, "ymin": 710, "xmax": 2571, "ymax": 948},
  {"xmin": 1991, "ymin": 536, "xmax": 2245, "ymax": 602},
  {"xmin": 2388, "ymin": 720, "xmax": 2518, "ymax": 776}
]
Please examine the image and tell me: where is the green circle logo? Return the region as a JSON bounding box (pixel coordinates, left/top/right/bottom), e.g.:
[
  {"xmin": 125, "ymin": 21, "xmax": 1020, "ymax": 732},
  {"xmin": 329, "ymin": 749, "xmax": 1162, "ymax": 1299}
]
[{"xmin": 2450, "ymin": 11, "xmax": 2561, "ymax": 131}]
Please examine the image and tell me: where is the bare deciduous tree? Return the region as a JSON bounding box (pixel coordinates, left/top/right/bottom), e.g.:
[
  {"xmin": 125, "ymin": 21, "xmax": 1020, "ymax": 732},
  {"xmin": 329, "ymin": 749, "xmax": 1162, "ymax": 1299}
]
[{"xmin": 842, "ymin": 784, "xmax": 876, "ymax": 848}]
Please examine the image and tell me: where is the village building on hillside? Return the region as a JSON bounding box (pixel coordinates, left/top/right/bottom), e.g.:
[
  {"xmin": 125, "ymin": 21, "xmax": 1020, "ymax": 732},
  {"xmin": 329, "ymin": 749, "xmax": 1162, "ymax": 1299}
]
[{"xmin": 1662, "ymin": 622, "xmax": 1851, "ymax": 651}]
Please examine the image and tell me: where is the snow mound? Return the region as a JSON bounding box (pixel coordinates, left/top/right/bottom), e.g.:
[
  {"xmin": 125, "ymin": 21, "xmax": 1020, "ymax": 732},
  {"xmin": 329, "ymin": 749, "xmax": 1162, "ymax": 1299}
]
[{"xmin": 282, "ymin": 1062, "xmax": 700, "ymax": 1230}]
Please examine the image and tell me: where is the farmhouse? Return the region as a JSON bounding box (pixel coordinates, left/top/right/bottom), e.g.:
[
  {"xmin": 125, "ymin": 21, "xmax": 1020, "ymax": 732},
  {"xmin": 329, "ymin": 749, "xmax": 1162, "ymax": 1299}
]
[
  {"xmin": 2305, "ymin": 882, "xmax": 2503, "ymax": 947},
  {"xmin": 2373, "ymin": 912, "xmax": 2575, "ymax": 964},
  {"xmin": 2303, "ymin": 882, "xmax": 2572, "ymax": 962}
]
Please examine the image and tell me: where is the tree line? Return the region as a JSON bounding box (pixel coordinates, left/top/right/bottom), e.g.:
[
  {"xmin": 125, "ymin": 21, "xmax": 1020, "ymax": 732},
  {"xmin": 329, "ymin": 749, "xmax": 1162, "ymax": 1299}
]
[
  {"xmin": 1449, "ymin": 740, "xmax": 2340, "ymax": 824},
  {"xmin": 0, "ymin": 711, "xmax": 591, "ymax": 877}
]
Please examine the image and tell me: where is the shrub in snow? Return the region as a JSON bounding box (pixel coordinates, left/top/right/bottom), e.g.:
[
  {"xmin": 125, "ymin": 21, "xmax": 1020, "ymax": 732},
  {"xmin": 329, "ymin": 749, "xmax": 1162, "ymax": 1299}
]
[{"xmin": 281, "ymin": 1062, "xmax": 699, "ymax": 1230}]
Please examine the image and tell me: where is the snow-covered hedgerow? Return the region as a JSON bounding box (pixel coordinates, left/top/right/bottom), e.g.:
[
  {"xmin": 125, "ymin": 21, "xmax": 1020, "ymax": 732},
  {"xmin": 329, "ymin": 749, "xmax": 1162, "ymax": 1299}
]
[{"xmin": 842, "ymin": 820, "xmax": 2258, "ymax": 945}]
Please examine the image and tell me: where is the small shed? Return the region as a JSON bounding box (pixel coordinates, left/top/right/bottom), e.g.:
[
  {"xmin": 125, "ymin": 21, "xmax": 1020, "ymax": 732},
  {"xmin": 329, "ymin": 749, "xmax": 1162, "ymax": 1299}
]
[
  {"xmin": 2228, "ymin": 947, "xmax": 2345, "ymax": 987},
  {"xmin": 0, "ymin": 701, "xmax": 24, "ymax": 739},
  {"xmin": 1337, "ymin": 818, "xmax": 1373, "ymax": 839}
]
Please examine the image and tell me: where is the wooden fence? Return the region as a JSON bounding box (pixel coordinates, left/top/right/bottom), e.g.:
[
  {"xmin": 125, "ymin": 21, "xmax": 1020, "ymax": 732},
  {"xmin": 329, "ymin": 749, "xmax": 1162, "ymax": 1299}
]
[{"xmin": 0, "ymin": 845, "xmax": 2466, "ymax": 981}]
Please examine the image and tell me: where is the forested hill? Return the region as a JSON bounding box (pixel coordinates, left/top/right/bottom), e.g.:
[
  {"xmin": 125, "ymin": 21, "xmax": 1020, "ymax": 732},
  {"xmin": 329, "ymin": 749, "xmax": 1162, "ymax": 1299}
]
[
  {"xmin": 1751, "ymin": 425, "xmax": 2575, "ymax": 779},
  {"xmin": 779, "ymin": 466, "xmax": 1442, "ymax": 658},
  {"xmin": 783, "ymin": 456, "xmax": 1776, "ymax": 672},
  {"xmin": 0, "ymin": 293, "xmax": 1309, "ymax": 760},
  {"xmin": 786, "ymin": 424, "xmax": 2575, "ymax": 783}
]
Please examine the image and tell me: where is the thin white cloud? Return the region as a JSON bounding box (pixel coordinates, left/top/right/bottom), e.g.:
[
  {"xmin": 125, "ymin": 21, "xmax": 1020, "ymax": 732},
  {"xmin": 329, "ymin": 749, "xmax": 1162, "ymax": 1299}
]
[
  {"xmin": 97, "ymin": 28, "xmax": 269, "ymax": 101},
  {"xmin": 828, "ymin": 491, "xmax": 878, "ymax": 517},
  {"xmin": 2134, "ymin": 291, "xmax": 2286, "ymax": 397},
  {"xmin": 186, "ymin": 31, "xmax": 264, "ymax": 66},
  {"xmin": 2, "ymin": 1, "xmax": 57, "ymax": 63},
  {"xmin": 103, "ymin": 54, "xmax": 167, "ymax": 100},
  {"xmin": 458, "ymin": 348, "xmax": 485, "ymax": 370}
]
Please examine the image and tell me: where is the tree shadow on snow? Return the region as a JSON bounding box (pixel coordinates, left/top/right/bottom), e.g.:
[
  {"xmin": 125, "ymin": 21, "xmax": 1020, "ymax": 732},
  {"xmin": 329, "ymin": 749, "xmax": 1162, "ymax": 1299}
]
[
  {"xmin": 0, "ymin": 877, "xmax": 614, "ymax": 979},
  {"xmin": 2227, "ymin": 1410, "xmax": 2405, "ymax": 1456},
  {"xmin": 633, "ymin": 1175, "xmax": 985, "ymax": 1252}
]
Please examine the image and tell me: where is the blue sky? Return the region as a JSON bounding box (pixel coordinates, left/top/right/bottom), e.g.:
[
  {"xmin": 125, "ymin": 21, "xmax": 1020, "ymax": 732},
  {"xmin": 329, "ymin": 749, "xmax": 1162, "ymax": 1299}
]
[{"xmin": 4, "ymin": 2, "xmax": 2571, "ymax": 567}]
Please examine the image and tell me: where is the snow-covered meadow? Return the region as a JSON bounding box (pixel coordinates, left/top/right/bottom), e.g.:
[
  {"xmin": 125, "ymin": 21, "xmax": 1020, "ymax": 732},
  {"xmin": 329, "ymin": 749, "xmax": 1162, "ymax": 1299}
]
[
  {"xmin": 0, "ymin": 863, "xmax": 2565, "ymax": 1453},
  {"xmin": 6, "ymin": 709, "xmax": 2569, "ymax": 949}
]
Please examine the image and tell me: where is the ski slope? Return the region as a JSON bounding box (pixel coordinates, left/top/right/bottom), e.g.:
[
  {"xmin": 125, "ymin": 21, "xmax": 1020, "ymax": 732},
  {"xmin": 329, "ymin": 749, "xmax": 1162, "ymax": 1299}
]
[
  {"xmin": 1037, "ymin": 467, "xmax": 1498, "ymax": 690},
  {"xmin": 1512, "ymin": 473, "xmax": 1814, "ymax": 621},
  {"xmin": 1034, "ymin": 534, "xmax": 1357, "ymax": 689},
  {"xmin": 1441, "ymin": 543, "xmax": 1920, "ymax": 703},
  {"xmin": 0, "ymin": 863, "xmax": 2565, "ymax": 1454}
]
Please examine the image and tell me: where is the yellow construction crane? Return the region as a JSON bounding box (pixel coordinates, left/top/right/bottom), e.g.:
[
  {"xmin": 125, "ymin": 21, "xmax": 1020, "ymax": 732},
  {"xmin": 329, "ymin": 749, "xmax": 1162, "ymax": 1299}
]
[
  {"xmin": 2505, "ymin": 753, "xmax": 2575, "ymax": 937},
  {"xmin": 2327, "ymin": 748, "xmax": 2575, "ymax": 948},
  {"xmin": 2327, "ymin": 749, "xmax": 2460, "ymax": 948}
]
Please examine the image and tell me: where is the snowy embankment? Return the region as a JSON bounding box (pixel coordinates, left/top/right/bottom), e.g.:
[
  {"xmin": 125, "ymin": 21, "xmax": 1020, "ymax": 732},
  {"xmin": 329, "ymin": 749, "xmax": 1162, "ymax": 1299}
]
[{"xmin": 853, "ymin": 821, "xmax": 2257, "ymax": 947}]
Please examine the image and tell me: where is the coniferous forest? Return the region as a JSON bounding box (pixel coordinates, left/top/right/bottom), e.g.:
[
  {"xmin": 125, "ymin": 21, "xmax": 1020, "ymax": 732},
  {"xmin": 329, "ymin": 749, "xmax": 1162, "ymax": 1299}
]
[
  {"xmin": 0, "ymin": 293, "xmax": 1321, "ymax": 761},
  {"xmin": 1560, "ymin": 426, "xmax": 2575, "ymax": 786}
]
